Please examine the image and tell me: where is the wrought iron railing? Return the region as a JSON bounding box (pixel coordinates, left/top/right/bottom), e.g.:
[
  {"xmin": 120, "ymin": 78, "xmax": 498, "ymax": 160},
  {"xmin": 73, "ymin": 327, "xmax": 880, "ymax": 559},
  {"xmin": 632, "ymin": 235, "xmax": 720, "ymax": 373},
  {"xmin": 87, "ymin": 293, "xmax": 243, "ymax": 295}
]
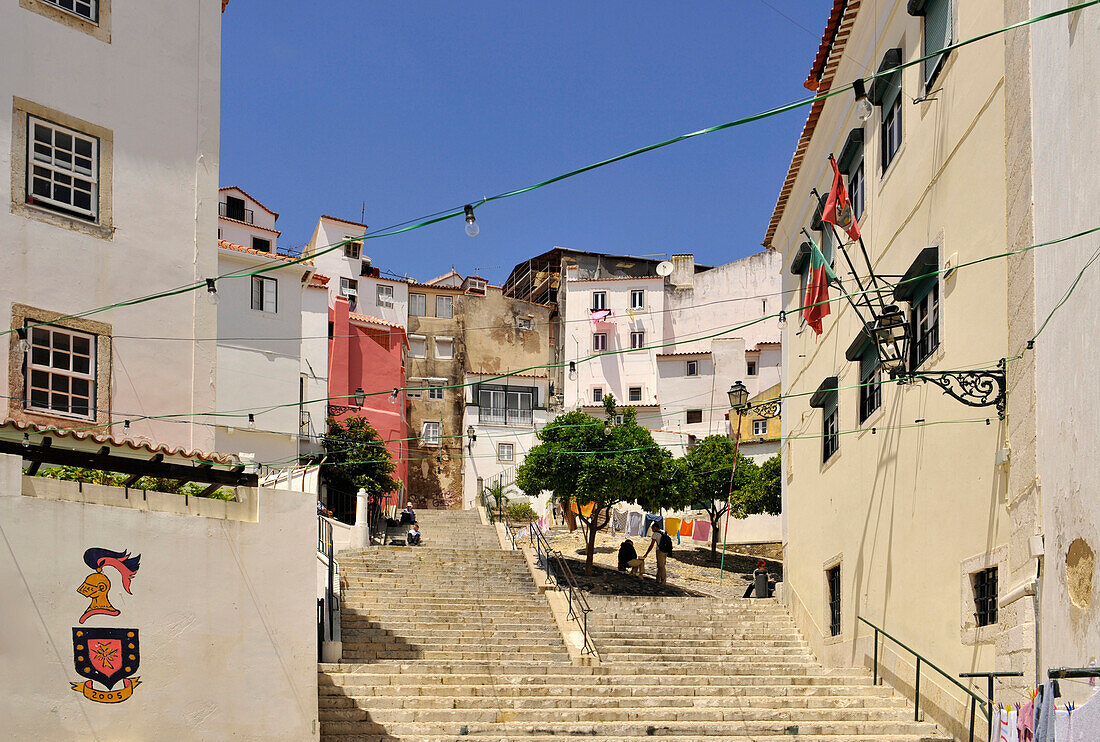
[
  {"xmin": 299, "ymin": 409, "xmax": 312, "ymax": 437},
  {"xmin": 478, "ymin": 407, "xmax": 534, "ymax": 426},
  {"xmin": 858, "ymin": 615, "xmax": 992, "ymax": 742},
  {"xmin": 526, "ymin": 522, "xmax": 597, "ymax": 658},
  {"xmin": 219, "ymin": 201, "xmax": 254, "ymax": 224}
]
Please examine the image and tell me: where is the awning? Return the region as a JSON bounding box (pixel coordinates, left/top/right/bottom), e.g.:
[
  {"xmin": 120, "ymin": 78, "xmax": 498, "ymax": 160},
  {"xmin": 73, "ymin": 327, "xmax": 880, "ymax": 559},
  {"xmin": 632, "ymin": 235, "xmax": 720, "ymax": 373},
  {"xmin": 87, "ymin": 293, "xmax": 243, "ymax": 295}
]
[
  {"xmin": 893, "ymin": 247, "xmax": 940, "ymax": 303},
  {"xmin": 789, "ymin": 242, "xmax": 812, "ymax": 275},
  {"xmin": 844, "ymin": 324, "xmax": 876, "ymax": 362},
  {"xmin": 837, "ymin": 128, "xmax": 865, "ymax": 174},
  {"xmin": 809, "ymin": 376, "xmax": 840, "ymax": 409},
  {"xmin": 869, "ymin": 48, "xmax": 903, "ymax": 105}
]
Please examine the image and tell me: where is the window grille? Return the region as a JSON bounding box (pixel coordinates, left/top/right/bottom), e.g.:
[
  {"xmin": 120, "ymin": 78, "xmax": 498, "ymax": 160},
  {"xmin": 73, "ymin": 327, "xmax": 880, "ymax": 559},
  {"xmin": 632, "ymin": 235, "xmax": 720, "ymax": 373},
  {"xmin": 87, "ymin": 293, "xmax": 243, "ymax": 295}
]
[
  {"xmin": 827, "ymin": 565, "xmax": 842, "ymax": 636},
  {"xmin": 973, "ymin": 567, "xmax": 998, "ymax": 627}
]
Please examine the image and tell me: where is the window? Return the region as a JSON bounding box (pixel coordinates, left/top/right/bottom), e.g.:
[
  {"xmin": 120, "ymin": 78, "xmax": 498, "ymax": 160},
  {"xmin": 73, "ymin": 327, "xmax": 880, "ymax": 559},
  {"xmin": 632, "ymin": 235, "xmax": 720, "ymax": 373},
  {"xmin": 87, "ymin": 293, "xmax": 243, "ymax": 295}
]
[
  {"xmin": 686, "ymin": 434, "xmax": 697, "ymax": 450},
  {"xmin": 427, "ymin": 385, "xmax": 444, "ymax": 400},
  {"xmin": 436, "ymin": 295, "xmax": 453, "ymax": 318},
  {"xmin": 223, "ymin": 195, "xmax": 246, "ymax": 221},
  {"xmin": 593, "ymin": 333, "xmax": 607, "ymax": 352},
  {"xmin": 339, "ymin": 277, "xmax": 358, "ymax": 311},
  {"xmin": 421, "ymin": 421, "xmax": 441, "ymax": 446},
  {"xmin": 972, "ymin": 566, "xmax": 998, "ymax": 627},
  {"xmin": 911, "ymin": 283, "xmax": 940, "ymax": 367},
  {"xmin": 591, "ymin": 291, "xmax": 607, "ymax": 311},
  {"xmin": 435, "ymin": 337, "xmax": 454, "ymax": 360},
  {"xmin": 27, "ymin": 116, "xmax": 98, "ymax": 221},
  {"xmin": 406, "ymin": 380, "xmax": 423, "ymax": 398},
  {"xmin": 849, "ymin": 159, "xmax": 865, "ymax": 220},
  {"xmin": 343, "ymin": 240, "xmax": 362, "ymax": 259},
  {"xmin": 686, "ymin": 360, "xmax": 698, "ymax": 376},
  {"xmin": 823, "ymin": 398, "xmax": 839, "ymax": 463},
  {"xmin": 377, "ymin": 284, "xmax": 394, "ymax": 308},
  {"xmin": 628, "ymin": 387, "xmax": 643, "ymax": 403},
  {"xmin": 753, "ymin": 419, "xmax": 768, "ymax": 436},
  {"xmin": 858, "ymin": 346, "xmax": 882, "ymax": 423},
  {"xmin": 686, "ymin": 409, "xmax": 703, "ymax": 424},
  {"xmin": 747, "ymin": 360, "xmax": 758, "ymax": 376},
  {"xmin": 827, "ymin": 565, "xmax": 842, "ymax": 637},
  {"xmin": 478, "ymin": 385, "xmax": 536, "ymax": 425},
  {"xmin": 630, "ymin": 290, "xmax": 645, "ymax": 310},
  {"xmin": 41, "ymin": 0, "xmax": 97, "ymax": 22},
  {"xmin": 630, "ymin": 331, "xmax": 645, "ymax": 349},
  {"xmin": 592, "ymin": 387, "xmax": 603, "ymax": 403},
  {"xmin": 915, "ymin": 0, "xmax": 954, "ymax": 86},
  {"xmin": 26, "ymin": 324, "xmax": 96, "ymax": 419},
  {"xmin": 251, "ymin": 236, "xmax": 271, "ymax": 253},
  {"xmin": 409, "ymin": 292, "xmax": 426, "ymax": 316},
  {"xmin": 408, "ymin": 335, "xmax": 426, "ymax": 358},
  {"xmin": 497, "ymin": 443, "xmax": 514, "ymax": 462},
  {"xmin": 251, "ymin": 276, "xmax": 277, "ymax": 313},
  {"xmin": 881, "ymin": 91, "xmax": 903, "ymax": 172},
  {"xmin": 516, "ymin": 318, "xmax": 533, "ymax": 331}
]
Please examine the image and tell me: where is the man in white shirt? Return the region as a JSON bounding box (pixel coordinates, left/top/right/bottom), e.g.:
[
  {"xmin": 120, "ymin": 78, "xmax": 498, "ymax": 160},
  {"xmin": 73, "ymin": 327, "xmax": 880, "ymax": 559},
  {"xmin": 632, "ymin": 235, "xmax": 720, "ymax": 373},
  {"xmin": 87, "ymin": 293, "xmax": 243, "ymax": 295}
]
[
  {"xmin": 406, "ymin": 523, "xmax": 422, "ymax": 546},
  {"xmin": 641, "ymin": 523, "xmax": 670, "ymax": 584}
]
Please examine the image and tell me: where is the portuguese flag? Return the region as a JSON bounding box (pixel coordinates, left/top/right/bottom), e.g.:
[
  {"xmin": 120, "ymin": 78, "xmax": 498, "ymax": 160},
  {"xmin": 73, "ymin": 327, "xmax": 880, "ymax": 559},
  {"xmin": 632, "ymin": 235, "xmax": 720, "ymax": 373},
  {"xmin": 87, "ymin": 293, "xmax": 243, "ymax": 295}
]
[
  {"xmin": 803, "ymin": 235, "xmax": 837, "ymax": 336},
  {"xmin": 822, "ymin": 154, "xmax": 861, "ymax": 242}
]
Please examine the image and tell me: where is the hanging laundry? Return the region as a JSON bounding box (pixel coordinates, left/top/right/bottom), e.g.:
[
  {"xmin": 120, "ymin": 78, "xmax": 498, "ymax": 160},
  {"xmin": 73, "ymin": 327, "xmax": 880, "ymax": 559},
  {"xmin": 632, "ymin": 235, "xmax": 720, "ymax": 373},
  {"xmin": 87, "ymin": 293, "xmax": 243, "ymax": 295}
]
[
  {"xmin": 1035, "ymin": 683, "xmax": 1055, "ymax": 742},
  {"xmin": 1068, "ymin": 688, "xmax": 1100, "ymax": 742},
  {"xmin": 590, "ymin": 309, "xmax": 612, "ymax": 325},
  {"xmin": 994, "ymin": 706, "xmax": 1019, "ymax": 742},
  {"xmin": 692, "ymin": 520, "xmax": 712, "ymax": 541},
  {"xmin": 680, "ymin": 519, "xmax": 694, "ymax": 537},
  {"xmin": 1053, "ymin": 708, "xmax": 1069, "ymax": 742},
  {"xmin": 626, "ymin": 511, "xmax": 644, "ymax": 537},
  {"xmin": 569, "ymin": 499, "xmax": 595, "ymax": 518},
  {"xmin": 613, "ymin": 509, "xmax": 628, "ymax": 533},
  {"xmin": 664, "ymin": 518, "xmax": 682, "ymax": 542},
  {"xmin": 1019, "ymin": 699, "xmax": 1034, "ymax": 742},
  {"xmin": 644, "ymin": 513, "xmax": 663, "ymax": 534}
]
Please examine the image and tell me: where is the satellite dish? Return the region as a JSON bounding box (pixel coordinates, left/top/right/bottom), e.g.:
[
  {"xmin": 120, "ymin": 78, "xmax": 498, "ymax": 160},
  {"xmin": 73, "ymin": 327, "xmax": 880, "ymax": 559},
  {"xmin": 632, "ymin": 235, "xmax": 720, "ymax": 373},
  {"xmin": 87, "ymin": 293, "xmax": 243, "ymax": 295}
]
[{"xmin": 655, "ymin": 261, "xmax": 674, "ymax": 276}]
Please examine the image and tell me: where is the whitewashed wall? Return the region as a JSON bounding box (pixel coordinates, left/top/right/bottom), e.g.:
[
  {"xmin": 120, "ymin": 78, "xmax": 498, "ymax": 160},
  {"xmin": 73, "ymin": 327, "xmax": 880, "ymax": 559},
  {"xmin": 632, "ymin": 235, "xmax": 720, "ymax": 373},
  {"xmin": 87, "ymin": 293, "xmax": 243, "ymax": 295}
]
[
  {"xmin": 309, "ymin": 217, "xmax": 409, "ymax": 327},
  {"xmin": 0, "ymin": 454, "xmax": 318, "ymax": 741}
]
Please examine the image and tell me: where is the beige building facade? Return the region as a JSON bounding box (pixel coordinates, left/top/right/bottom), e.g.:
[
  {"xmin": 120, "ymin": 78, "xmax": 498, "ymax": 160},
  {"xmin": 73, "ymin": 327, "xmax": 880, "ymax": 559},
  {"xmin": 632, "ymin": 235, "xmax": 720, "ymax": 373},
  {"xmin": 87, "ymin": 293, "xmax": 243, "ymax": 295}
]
[{"xmin": 769, "ymin": 0, "xmax": 1016, "ymax": 734}]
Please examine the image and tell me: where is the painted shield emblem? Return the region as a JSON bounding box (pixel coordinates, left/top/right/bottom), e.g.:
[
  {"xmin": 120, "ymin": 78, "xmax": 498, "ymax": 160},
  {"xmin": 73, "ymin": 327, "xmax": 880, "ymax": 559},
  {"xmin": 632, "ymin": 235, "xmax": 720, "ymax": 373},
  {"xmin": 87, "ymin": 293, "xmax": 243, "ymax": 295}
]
[{"xmin": 73, "ymin": 628, "xmax": 139, "ymax": 690}]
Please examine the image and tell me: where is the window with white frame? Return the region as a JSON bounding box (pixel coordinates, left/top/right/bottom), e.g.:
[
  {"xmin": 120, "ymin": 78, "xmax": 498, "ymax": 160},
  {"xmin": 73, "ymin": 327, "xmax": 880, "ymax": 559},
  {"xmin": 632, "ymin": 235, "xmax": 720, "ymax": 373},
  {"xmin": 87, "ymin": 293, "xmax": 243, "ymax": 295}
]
[
  {"xmin": 406, "ymin": 380, "xmax": 423, "ymax": 398},
  {"xmin": 421, "ymin": 421, "xmax": 441, "ymax": 446},
  {"xmin": 408, "ymin": 335, "xmax": 426, "ymax": 358},
  {"xmin": 251, "ymin": 276, "xmax": 277, "ymax": 313},
  {"xmin": 41, "ymin": 0, "xmax": 98, "ymax": 22},
  {"xmin": 628, "ymin": 386, "xmax": 643, "ymax": 402},
  {"xmin": 686, "ymin": 360, "xmax": 698, "ymax": 376},
  {"xmin": 409, "ymin": 292, "xmax": 426, "ymax": 316},
  {"xmin": 497, "ymin": 443, "xmax": 514, "ymax": 462},
  {"xmin": 747, "ymin": 359, "xmax": 758, "ymax": 376},
  {"xmin": 427, "ymin": 385, "xmax": 444, "ymax": 400},
  {"xmin": 26, "ymin": 324, "xmax": 96, "ymax": 419},
  {"xmin": 339, "ymin": 277, "xmax": 358, "ymax": 311},
  {"xmin": 753, "ymin": 419, "xmax": 768, "ymax": 436},
  {"xmin": 630, "ymin": 289, "xmax": 645, "ymax": 310},
  {"xmin": 850, "ymin": 158, "xmax": 865, "ymax": 220},
  {"xmin": 436, "ymin": 295, "xmax": 453, "ymax": 318},
  {"xmin": 516, "ymin": 317, "xmax": 533, "ymax": 331},
  {"xmin": 376, "ymin": 284, "xmax": 394, "ymax": 308},
  {"xmin": 630, "ymin": 331, "xmax": 645, "ymax": 349},
  {"xmin": 27, "ymin": 116, "xmax": 98, "ymax": 221},
  {"xmin": 344, "ymin": 239, "xmax": 362, "ymax": 259},
  {"xmin": 911, "ymin": 283, "xmax": 940, "ymax": 368},
  {"xmin": 591, "ymin": 291, "xmax": 607, "ymax": 311},
  {"xmin": 593, "ymin": 333, "xmax": 607, "ymax": 351},
  {"xmin": 435, "ymin": 337, "xmax": 454, "ymax": 360},
  {"xmin": 592, "ymin": 387, "xmax": 603, "ymax": 403}
]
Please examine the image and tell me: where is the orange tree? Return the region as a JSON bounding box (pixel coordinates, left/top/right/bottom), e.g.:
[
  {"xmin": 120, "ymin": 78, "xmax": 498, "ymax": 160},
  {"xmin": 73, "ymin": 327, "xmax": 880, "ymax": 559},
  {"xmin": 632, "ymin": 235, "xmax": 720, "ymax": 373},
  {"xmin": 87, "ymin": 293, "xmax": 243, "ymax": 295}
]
[{"xmin": 516, "ymin": 395, "xmax": 681, "ymax": 575}]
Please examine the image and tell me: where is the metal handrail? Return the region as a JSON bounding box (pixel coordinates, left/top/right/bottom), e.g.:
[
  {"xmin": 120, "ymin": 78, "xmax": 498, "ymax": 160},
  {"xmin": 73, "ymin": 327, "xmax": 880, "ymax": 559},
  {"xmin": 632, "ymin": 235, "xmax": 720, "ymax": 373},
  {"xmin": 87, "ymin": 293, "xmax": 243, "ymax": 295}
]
[
  {"xmin": 527, "ymin": 521, "xmax": 597, "ymax": 657},
  {"xmin": 858, "ymin": 615, "xmax": 991, "ymax": 742}
]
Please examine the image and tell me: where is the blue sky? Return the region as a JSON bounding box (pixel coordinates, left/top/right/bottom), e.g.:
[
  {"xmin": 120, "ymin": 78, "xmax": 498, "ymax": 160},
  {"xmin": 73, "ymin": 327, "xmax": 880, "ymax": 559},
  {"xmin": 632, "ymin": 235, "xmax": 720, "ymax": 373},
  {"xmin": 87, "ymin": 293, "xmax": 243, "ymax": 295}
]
[{"xmin": 220, "ymin": 1, "xmax": 826, "ymax": 284}]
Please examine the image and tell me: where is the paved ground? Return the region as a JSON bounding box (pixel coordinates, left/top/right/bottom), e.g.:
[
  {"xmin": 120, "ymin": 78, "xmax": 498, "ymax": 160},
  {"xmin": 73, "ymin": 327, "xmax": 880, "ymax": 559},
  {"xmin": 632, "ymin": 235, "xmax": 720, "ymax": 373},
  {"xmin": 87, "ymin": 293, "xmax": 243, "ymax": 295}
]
[{"xmin": 537, "ymin": 525, "xmax": 783, "ymax": 601}]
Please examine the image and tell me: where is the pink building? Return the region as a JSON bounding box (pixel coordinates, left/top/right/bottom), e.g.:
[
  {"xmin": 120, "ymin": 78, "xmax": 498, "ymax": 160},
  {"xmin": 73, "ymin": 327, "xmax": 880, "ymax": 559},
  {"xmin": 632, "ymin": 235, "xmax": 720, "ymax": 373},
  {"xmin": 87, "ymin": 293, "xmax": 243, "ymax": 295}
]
[{"xmin": 328, "ymin": 296, "xmax": 407, "ymax": 514}]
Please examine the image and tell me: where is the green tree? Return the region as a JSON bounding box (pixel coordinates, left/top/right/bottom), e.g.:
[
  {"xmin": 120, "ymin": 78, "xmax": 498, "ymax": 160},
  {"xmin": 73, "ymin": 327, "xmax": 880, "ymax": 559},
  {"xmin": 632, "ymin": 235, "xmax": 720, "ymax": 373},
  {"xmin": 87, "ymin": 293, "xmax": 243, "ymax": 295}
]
[
  {"xmin": 517, "ymin": 396, "xmax": 679, "ymax": 575},
  {"xmin": 677, "ymin": 435, "xmax": 761, "ymax": 554},
  {"xmin": 739, "ymin": 453, "xmax": 782, "ymax": 517},
  {"xmin": 35, "ymin": 466, "xmax": 235, "ymax": 500},
  {"xmin": 322, "ymin": 416, "xmax": 398, "ymax": 521}
]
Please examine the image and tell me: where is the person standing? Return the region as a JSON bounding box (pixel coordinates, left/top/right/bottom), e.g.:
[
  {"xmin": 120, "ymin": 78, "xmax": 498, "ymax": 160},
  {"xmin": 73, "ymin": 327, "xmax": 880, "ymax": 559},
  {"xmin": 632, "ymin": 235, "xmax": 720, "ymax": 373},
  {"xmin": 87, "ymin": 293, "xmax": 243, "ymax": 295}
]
[{"xmin": 641, "ymin": 522, "xmax": 672, "ymax": 584}]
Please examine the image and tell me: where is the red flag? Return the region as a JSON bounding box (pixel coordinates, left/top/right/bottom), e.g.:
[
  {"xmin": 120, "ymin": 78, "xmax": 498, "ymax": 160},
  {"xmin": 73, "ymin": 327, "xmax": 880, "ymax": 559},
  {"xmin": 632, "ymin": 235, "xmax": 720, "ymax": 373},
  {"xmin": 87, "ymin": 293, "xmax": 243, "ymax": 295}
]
[
  {"xmin": 822, "ymin": 155, "xmax": 861, "ymax": 242},
  {"xmin": 803, "ymin": 236, "xmax": 836, "ymax": 336}
]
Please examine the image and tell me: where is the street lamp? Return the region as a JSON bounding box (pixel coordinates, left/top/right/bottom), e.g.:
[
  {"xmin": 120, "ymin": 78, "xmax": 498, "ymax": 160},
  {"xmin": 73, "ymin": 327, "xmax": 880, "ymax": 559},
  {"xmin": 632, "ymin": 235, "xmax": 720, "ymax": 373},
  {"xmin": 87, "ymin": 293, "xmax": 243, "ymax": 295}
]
[
  {"xmin": 727, "ymin": 381, "xmax": 749, "ymax": 411},
  {"xmin": 873, "ymin": 304, "xmax": 909, "ymax": 376},
  {"xmin": 352, "ymin": 387, "xmax": 366, "ymax": 407},
  {"xmin": 328, "ymin": 387, "xmax": 367, "ymax": 417},
  {"xmin": 466, "ymin": 425, "xmax": 476, "ymax": 451}
]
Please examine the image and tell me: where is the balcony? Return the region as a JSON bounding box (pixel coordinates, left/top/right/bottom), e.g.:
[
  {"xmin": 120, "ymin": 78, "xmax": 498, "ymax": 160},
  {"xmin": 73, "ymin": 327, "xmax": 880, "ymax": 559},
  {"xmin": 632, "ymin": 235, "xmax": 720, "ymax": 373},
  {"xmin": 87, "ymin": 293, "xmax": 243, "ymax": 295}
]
[
  {"xmin": 478, "ymin": 408, "xmax": 533, "ymax": 426},
  {"xmin": 219, "ymin": 201, "xmax": 255, "ymax": 224}
]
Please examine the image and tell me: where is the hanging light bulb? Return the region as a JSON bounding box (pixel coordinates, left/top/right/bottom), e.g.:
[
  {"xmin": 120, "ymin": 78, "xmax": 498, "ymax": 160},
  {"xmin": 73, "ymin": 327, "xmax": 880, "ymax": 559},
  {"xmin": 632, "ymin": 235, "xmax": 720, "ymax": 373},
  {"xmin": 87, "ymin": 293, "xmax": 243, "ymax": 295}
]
[
  {"xmin": 247, "ymin": 413, "xmax": 256, "ymax": 430},
  {"xmin": 463, "ymin": 205, "xmax": 479, "ymax": 237},
  {"xmin": 16, "ymin": 328, "xmax": 29, "ymax": 355},
  {"xmin": 22, "ymin": 432, "xmax": 31, "ymax": 449},
  {"xmin": 852, "ymin": 78, "xmax": 874, "ymax": 122},
  {"xmin": 568, "ymin": 361, "xmax": 577, "ymax": 381},
  {"xmin": 777, "ymin": 310, "xmax": 787, "ymax": 330},
  {"xmin": 123, "ymin": 420, "xmax": 131, "ymax": 431},
  {"xmin": 205, "ymin": 278, "xmax": 219, "ymax": 305},
  {"xmin": 390, "ymin": 388, "xmax": 399, "ymax": 405}
]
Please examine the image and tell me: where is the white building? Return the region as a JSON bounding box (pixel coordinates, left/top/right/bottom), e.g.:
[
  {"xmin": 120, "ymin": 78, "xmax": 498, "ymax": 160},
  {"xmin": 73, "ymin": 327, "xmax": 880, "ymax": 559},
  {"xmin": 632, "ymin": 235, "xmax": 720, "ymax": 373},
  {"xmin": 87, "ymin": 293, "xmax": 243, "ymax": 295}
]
[
  {"xmin": 215, "ymin": 189, "xmax": 313, "ymax": 468},
  {"xmin": 1, "ymin": 0, "xmax": 223, "ymax": 451},
  {"xmin": 305, "ymin": 214, "xmax": 409, "ymax": 329}
]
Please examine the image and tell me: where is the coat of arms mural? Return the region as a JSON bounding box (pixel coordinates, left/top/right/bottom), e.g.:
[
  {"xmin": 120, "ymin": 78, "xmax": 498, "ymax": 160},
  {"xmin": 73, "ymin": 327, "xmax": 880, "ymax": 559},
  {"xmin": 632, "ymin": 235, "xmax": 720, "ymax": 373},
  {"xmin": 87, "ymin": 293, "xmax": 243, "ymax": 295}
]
[{"xmin": 71, "ymin": 548, "xmax": 142, "ymax": 703}]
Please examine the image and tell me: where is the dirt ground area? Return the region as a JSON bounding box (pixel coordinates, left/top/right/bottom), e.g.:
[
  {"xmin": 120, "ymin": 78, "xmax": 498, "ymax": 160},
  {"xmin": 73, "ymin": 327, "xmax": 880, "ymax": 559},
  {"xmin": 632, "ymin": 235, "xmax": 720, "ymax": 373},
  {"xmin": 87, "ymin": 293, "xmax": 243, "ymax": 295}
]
[{"xmin": 540, "ymin": 525, "xmax": 783, "ymax": 601}]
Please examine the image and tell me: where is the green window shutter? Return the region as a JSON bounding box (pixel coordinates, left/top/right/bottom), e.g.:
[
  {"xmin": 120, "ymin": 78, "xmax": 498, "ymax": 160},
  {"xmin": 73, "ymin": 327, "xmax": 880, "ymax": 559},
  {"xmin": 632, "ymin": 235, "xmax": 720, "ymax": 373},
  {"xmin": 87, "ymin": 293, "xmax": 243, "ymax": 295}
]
[
  {"xmin": 880, "ymin": 72, "xmax": 902, "ymax": 113},
  {"xmin": 820, "ymin": 226, "xmax": 835, "ymax": 265},
  {"xmin": 860, "ymin": 346, "xmax": 879, "ymax": 381},
  {"xmin": 824, "ymin": 394, "xmax": 838, "ymax": 421},
  {"xmin": 923, "ymin": 0, "xmax": 952, "ymax": 84}
]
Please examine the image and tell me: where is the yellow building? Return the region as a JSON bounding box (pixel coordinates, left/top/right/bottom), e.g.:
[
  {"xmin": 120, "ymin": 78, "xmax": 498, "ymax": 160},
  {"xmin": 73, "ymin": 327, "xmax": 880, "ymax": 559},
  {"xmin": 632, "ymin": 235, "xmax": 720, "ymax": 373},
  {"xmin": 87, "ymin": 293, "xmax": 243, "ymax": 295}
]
[{"xmin": 766, "ymin": 0, "xmax": 1015, "ymax": 736}]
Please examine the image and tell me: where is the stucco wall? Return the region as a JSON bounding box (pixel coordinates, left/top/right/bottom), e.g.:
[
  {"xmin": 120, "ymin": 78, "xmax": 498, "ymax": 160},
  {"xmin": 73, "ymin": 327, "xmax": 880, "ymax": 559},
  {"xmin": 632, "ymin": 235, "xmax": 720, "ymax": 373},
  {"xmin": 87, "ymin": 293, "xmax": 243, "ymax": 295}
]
[
  {"xmin": 0, "ymin": 454, "xmax": 318, "ymax": 741},
  {"xmin": 1, "ymin": 0, "xmax": 220, "ymax": 452},
  {"xmin": 1030, "ymin": 0, "xmax": 1100, "ymax": 699}
]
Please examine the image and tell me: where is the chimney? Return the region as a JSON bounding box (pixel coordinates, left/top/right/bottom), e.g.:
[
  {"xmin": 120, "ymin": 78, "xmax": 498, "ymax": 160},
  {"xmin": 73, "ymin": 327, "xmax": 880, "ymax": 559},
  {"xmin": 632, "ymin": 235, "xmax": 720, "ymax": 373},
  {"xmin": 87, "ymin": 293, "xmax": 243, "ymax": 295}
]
[{"xmin": 670, "ymin": 254, "xmax": 695, "ymax": 288}]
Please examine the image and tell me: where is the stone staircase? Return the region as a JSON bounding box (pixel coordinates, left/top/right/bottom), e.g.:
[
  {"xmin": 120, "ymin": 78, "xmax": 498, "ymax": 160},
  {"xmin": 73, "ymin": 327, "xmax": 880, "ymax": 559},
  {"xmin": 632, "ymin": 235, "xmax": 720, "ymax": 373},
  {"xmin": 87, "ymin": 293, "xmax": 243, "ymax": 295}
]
[{"xmin": 319, "ymin": 510, "xmax": 947, "ymax": 741}]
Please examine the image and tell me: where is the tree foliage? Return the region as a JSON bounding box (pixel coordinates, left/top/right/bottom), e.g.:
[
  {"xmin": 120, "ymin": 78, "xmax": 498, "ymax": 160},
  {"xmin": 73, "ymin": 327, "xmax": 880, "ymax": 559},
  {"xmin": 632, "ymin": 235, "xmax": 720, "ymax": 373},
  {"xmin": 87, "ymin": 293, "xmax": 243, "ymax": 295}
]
[
  {"xmin": 517, "ymin": 396, "xmax": 681, "ymax": 574},
  {"xmin": 35, "ymin": 466, "xmax": 234, "ymax": 500},
  {"xmin": 675, "ymin": 435, "xmax": 766, "ymax": 554},
  {"xmin": 322, "ymin": 416, "xmax": 398, "ymax": 507}
]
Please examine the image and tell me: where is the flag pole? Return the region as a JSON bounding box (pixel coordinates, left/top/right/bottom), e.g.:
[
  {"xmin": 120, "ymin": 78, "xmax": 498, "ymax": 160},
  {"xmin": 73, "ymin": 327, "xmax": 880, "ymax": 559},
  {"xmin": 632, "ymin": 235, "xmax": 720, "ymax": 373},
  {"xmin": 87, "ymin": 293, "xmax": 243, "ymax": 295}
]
[{"xmin": 718, "ymin": 410, "xmax": 743, "ymax": 582}]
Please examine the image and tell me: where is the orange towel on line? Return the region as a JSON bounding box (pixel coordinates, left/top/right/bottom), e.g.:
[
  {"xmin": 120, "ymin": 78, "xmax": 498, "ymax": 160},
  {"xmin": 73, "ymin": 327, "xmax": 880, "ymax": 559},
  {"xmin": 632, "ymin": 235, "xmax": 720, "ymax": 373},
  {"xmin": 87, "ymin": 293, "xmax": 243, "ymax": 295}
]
[
  {"xmin": 680, "ymin": 520, "xmax": 694, "ymax": 537},
  {"xmin": 570, "ymin": 500, "xmax": 595, "ymax": 518}
]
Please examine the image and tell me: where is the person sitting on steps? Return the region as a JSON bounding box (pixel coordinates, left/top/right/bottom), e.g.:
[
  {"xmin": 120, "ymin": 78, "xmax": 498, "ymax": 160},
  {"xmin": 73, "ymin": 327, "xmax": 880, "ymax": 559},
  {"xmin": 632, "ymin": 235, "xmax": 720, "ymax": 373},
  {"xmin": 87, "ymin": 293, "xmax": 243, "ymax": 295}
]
[
  {"xmin": 400, "ymin": 502, "xmax": 416, "ymax": 524},
  {"xmin": 406, "ymin": 523, "xmax": 422, "ymax": 546},
  {"xmin": 617, "ymin": 539, "xmax": 638, "ymax": 572},
  {"xmin": 743, "ymin": 559, "xmax": 777, "ymax": 598}
]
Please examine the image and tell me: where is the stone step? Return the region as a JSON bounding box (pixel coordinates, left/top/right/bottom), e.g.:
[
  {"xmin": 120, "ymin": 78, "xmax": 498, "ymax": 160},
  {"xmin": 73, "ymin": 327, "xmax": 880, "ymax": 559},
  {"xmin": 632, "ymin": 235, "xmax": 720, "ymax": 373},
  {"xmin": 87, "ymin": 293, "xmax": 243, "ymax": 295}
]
[
  {"xmin": 322, "ymin": 735, "xmax": 947, "ymax": 742},
  {"xmin": 319, "ymin": 689, "xmax": 903, "ymax": 705},
  {"xmin": 321, "ymin": 706, "xmax": 919, "ymax": 724},
  {"xmin": 320, "ymin": 664, "xmax": 875, "ymax": 680}
]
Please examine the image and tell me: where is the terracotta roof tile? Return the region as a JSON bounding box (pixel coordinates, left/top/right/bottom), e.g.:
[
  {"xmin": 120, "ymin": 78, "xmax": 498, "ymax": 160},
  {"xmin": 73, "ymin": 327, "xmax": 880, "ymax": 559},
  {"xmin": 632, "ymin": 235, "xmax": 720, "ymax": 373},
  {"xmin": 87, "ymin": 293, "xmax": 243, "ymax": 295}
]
[
  {"xmin": 218, "ymin": 239, "xmax": 312, "ymax": 266},
  {"xmin": 467, "ymin": 370, "xmax": 549, "ymax": 379},
  {"xmin": 348, "ymin": 312, "xmax": 405, "ymax": 330},
  {"xmin": 218, "ymin": 214, "xmax": 281, "ymax": 236},
  {"xmin": 3, "ymin": 418, "xmax": 235, "ymax": 464},
  {"xmin": 219, "ymin": 186, "xmax": 279, "ymax": 219},
  {"xmin": 307, "ymin": 273, "xmax": 331, "ymax": 288},
  {"xmin": 655, "ymin": 351, "xmax": 712, "ymax": 358}
]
